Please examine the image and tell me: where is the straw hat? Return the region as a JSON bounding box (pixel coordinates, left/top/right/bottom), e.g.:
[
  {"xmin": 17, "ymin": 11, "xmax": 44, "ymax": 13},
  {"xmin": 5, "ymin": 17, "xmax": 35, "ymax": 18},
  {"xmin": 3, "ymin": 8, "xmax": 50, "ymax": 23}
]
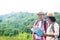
[
  {"xmin": 47, "ymin": 12, "xmax": 55, "ymax": 17},
  {"xmin": 37, "ymin": 11, "xmax": 44, "ymax": 15}
]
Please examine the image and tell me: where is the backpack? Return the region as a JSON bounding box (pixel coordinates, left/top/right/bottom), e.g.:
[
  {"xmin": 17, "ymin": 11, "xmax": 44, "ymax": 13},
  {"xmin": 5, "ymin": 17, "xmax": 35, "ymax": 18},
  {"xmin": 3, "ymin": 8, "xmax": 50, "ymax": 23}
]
[{"xmin": 58, "ymin": 26, "xmax": 60, "ymax": 38}]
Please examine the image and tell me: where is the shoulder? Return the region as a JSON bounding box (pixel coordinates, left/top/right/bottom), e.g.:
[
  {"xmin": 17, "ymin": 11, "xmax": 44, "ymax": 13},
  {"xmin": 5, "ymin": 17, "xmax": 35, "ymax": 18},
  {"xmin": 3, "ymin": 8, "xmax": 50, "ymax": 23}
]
[
  {"xmin": 54, "ymin": 22, "xmax": 59, "ymax": 29},
  {"xmin": 54, "ymin": 22, "xmax": 59, "ymax": 27}
]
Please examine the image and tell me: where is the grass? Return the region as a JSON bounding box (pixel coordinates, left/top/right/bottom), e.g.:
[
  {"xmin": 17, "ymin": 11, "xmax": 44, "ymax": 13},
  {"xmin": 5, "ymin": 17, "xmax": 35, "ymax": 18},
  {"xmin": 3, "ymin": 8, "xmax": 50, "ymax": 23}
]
[{"xmin": 0, "ymin": 32, "xmax": 32, "ymax": 40}]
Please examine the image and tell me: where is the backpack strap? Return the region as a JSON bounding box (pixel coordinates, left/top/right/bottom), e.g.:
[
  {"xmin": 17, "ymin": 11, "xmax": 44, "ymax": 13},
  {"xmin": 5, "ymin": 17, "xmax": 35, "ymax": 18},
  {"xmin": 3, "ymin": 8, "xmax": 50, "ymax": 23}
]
[
  {"xmin": 51, "ymin": 24, "xmax": 55, "ymax": 33},
  {"xmin": 44, "ymin": 21, "xmax": 46, "ymax": 33}
]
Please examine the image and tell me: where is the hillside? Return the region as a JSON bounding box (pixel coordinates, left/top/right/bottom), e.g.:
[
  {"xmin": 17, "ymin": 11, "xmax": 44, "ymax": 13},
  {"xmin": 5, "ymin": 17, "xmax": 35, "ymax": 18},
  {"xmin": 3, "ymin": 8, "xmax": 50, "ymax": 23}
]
[{"xmin": 0, "ymin": 12, "xmax": 37, "ymax": 36}]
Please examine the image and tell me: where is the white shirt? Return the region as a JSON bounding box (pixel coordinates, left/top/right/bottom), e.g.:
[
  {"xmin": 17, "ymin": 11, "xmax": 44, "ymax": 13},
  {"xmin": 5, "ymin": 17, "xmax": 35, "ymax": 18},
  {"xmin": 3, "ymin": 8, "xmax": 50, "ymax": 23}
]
[{"xmin": 46, "ymin": 22, "xmax": 59, "ymax": 40}]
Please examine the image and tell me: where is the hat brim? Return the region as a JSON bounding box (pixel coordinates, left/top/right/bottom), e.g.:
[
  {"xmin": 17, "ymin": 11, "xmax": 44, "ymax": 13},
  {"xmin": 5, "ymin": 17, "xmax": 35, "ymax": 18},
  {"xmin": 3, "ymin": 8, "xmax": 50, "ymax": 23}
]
[
  {"xmin": 47, "ymin": 16, "xmax": 55, "ymax": 17},
  {"xmin": 37, "ymin": 13, "xmax": 44, "ymax": 15}
]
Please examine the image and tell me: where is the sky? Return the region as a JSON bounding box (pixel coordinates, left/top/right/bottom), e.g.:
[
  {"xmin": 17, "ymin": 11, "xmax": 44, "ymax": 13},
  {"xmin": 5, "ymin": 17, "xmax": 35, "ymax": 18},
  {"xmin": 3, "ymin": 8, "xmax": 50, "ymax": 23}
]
[{"xmin": 0, "ymin": 0, "xmax": 60, "ymax": 15}]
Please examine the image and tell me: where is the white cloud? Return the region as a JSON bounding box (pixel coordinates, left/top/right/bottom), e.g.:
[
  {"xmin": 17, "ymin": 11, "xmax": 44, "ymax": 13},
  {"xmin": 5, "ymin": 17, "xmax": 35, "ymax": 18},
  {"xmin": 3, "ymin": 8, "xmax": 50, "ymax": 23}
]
[{"xmin": 0, "ymin": 0, "xmax": 60, "ymax": 15}]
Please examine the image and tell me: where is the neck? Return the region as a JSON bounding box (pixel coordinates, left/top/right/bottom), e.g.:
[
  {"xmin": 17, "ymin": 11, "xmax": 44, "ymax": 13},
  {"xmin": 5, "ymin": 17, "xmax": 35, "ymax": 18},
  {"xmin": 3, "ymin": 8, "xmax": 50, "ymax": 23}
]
[
  {"xmin": 51, "ymin": 22, "xmax": 55, "ymax": 24},
  {"xmin": 38, "ymin": 19, "xmax": 43, "ymax": 21}
]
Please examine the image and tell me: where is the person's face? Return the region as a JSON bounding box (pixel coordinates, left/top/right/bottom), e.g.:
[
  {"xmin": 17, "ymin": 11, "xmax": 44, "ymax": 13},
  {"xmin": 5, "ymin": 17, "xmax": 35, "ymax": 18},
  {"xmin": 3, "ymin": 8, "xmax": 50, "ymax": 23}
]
[
  {"xmin": 47, "ymin": 18, "xmax": 51, "ymax": 23},
  {"xmin": 38, "ymin": 14, "xmax": 44, "ymax": 20}
]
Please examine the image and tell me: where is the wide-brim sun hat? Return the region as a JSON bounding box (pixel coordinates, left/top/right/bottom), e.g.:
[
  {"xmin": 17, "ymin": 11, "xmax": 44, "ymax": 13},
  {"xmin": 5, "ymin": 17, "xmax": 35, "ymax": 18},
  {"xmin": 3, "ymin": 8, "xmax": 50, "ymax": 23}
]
[
  {"xmin": 37, "ymin": 11, "xmax": 44, "ymax": 15},
  {"xmin": 47, "ymin": 12, "xmax": 55, "ymax": 17}
]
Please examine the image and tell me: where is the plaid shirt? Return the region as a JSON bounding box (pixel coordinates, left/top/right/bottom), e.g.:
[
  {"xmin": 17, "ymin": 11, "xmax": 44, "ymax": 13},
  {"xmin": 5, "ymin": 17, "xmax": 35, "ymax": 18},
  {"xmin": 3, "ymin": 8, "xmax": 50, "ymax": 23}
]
[{"xmin": 32, "ymin": 20, "xmax": 48, "ymax": 40}]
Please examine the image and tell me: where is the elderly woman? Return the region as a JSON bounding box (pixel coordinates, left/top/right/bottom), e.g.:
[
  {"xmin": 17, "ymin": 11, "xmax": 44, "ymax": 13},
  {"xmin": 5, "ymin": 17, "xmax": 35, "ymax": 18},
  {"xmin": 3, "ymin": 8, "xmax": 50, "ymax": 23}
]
[{"xmin": 44, "ymin": 13, "xmax": 59, "ymax": 40}]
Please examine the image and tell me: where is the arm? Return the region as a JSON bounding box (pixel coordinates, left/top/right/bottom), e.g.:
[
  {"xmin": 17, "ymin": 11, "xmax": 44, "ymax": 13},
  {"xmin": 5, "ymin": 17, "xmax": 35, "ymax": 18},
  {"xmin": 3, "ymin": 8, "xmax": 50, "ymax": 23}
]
[
  {"xmin": 53, "ymin": 23, "xmax": 59, "ymax": 37},
  {"xmin": 44, "ymin": 33, "xmax": 55, "ymax": 37}
]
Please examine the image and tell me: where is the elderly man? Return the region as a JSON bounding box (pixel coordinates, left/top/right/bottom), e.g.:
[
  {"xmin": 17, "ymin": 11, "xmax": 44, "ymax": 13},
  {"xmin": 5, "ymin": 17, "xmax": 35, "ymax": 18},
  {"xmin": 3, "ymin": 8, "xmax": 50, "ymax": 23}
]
[{"xmin": 32, "ymin": 12, "xmax": 48, "ymax": 40}]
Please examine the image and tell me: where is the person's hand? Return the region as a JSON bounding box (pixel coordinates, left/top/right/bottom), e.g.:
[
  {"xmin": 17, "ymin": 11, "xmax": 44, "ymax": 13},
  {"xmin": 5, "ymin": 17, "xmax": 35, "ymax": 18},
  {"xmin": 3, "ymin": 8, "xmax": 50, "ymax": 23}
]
[{"xmin": 43, "ymin": 33, "xmax": 47, "ymax": 37}]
